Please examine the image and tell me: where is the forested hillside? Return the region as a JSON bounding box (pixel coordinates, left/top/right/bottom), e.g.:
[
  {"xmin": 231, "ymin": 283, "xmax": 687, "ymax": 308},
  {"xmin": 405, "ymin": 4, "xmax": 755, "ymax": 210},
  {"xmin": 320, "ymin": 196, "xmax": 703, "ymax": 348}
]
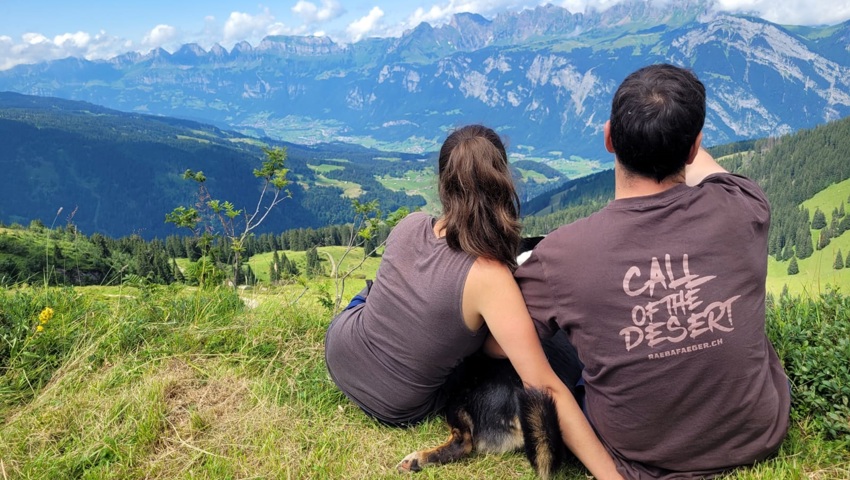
[
  {"xmin": 0, "ymin": 92, "xmax": 426, "ymax": 238},
  {"xmin": 728, "ymin": 121, "xmax": 850, "ymax": 261}
]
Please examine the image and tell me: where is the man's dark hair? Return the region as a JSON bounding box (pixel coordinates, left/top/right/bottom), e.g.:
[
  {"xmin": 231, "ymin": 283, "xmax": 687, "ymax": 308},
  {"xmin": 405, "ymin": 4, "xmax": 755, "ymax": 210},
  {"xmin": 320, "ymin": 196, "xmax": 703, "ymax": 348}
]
[{"xmin": 609, "ymin": 64, "xmax": 706, "ymax": 182}]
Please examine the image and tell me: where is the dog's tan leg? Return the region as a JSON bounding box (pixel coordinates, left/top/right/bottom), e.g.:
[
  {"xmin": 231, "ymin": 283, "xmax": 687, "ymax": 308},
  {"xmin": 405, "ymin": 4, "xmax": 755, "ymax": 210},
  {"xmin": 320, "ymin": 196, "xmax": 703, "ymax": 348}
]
[{"xmin": 396, "ymin": 410, "xmax": 474, "ymax": 473}]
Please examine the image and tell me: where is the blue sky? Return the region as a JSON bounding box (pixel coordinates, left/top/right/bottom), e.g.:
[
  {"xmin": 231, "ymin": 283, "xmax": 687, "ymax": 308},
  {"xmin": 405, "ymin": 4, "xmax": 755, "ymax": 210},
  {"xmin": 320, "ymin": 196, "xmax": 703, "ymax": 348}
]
[{"xmin": 1, "ymin": 0, "xmax": 849, "ymax": 70}]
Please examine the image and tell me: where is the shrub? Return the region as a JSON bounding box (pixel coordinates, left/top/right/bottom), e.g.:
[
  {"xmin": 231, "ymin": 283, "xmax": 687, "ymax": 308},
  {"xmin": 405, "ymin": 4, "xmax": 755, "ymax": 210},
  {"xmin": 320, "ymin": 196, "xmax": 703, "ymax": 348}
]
[{"xmin": 767, "ymin": 288, "xmax": 850, "ymax": 442}]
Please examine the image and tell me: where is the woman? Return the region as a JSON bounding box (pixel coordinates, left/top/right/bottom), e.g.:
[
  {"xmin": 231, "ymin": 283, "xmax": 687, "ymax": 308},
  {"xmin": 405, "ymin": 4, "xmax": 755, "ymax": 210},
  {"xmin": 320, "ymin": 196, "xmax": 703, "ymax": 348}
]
[{"xmin": 324, "ymin": 125, "xmax": 622, "ymax": 479}]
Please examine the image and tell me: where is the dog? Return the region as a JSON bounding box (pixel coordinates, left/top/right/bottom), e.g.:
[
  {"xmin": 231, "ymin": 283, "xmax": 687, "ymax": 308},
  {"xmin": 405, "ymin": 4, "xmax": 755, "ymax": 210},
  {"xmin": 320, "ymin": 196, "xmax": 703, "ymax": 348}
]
[{"xmin": 396, "ymin": 236, "xmax": 583, "ymax": 479}]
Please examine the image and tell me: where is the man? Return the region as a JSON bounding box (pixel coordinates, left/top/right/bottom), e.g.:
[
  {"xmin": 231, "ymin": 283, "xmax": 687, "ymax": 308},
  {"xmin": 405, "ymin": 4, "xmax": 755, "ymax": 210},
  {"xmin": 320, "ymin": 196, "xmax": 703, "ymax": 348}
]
[{"xmin": 515, "ymin": 64, "xmax": 790, "ymax": 479}]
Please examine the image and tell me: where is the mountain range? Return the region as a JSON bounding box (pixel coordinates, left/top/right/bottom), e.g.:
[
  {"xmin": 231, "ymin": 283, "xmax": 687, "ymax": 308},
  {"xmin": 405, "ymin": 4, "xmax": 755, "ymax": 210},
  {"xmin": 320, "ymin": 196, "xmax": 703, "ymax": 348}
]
[{"xmin": 1, "ymin": 1, "xmax": 850, "ymax": 160}]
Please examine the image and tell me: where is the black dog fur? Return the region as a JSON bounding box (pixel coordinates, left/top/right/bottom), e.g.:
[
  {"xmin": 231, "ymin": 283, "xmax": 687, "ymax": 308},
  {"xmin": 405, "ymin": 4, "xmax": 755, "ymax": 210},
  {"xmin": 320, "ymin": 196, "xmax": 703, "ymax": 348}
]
[{"xmin": 396, "ymin": 331, "xmax": 580, "ymax": 478}]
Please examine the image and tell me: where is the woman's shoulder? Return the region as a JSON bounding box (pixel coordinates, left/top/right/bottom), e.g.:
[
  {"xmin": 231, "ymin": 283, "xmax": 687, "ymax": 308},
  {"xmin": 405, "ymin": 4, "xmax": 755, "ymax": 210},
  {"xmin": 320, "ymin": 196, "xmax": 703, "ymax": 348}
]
[
  {"xmin": 468, "ymin": 257, "xmax": 514, "ymax": 287},
  {"xmin": 402, "ymin": 211, "xmax": 433, "ymax": 224},
  {"xmin": 393, "ymin": 211, "xmax": 434, "ymax": 235}
]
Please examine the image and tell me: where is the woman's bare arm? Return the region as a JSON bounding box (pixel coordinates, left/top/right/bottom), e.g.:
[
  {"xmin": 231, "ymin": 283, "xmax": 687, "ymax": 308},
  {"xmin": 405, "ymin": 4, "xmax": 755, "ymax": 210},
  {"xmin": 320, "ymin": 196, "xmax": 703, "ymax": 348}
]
[{"xmin": 464, "ymin": 258, "xmax": 624, "ymax": 480}]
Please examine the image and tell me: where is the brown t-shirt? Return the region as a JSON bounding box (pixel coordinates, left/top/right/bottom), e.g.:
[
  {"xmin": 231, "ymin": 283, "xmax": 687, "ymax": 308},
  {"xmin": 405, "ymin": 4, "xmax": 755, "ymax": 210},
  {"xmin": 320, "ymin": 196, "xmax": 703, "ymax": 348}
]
[
  {"xmin": 515, "ymin": 174, "xmax": 790, "ymax": 478},
  {"xmin": 325, "ymin": 212, "xmax": 486, "ymax": 425}
]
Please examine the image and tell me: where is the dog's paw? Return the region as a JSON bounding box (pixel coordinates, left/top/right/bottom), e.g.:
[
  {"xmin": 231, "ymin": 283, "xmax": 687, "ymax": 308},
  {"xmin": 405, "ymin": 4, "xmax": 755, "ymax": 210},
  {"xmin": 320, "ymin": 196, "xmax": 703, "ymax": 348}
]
[{"xmin": 396, "ymin": 453, "xmax": 423, "ymax": 473}]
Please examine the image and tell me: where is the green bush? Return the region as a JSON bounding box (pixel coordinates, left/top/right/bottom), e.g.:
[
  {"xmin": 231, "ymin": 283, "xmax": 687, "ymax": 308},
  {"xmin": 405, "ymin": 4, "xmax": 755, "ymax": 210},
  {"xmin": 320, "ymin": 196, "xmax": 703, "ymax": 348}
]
[{"xmin": 767, "ymin": 288, "xmax": 850, "ymax": 443}]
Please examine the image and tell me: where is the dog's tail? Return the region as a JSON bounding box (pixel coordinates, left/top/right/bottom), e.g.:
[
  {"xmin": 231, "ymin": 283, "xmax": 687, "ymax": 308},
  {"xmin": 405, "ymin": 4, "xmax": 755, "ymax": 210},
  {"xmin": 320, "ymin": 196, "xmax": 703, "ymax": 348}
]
[{"xmin": 519, "ymin": 388, "xmax": 570, "ymax": 479}]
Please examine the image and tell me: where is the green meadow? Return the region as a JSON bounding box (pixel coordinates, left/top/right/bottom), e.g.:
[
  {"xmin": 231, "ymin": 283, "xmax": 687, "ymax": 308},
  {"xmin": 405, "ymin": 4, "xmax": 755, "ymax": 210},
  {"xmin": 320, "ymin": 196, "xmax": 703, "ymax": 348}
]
[
  {"xmin": 768, "ymin": 178, "xmax": 850, "ymax": 296},
  {"xmin": 1, "ymin": 244, "xmax": 848, "ymax": 479}
]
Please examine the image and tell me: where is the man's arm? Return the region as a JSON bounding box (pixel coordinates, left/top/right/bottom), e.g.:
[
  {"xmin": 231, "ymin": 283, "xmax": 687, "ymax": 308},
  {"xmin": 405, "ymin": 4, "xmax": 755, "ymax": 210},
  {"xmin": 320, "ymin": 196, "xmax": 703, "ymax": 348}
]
[{"xmin": 685, "ymin": 147, "xmax": 728, "ymax": 186}]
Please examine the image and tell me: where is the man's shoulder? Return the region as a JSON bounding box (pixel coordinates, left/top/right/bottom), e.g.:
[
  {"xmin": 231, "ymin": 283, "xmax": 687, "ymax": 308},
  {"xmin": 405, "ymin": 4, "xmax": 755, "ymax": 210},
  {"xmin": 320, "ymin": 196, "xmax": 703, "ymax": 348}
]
[
  {"xmin": 528, "ymin": 213, "xmax": 605, "ymax": 264},
  {"xmin": 542, "ymin": 211, "xmax": 606, "ymax": 242},
  {"xmin": 698, "ymin": 173, "xmax": 770, "ymax": 217},
  {"xmin": 700, "ymin": 172, "xmax": 764, "ymax": 194}
]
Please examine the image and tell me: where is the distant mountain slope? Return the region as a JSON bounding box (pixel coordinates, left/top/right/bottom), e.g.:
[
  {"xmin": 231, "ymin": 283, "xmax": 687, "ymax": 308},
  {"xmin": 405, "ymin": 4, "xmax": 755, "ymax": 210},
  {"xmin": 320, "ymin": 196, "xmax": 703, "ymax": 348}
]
[
  {"xmin": 0, "ymin": 92, "xmax": 426, "ymax": 238},
  {"xmin": 1, "ymin": 2, "xmax": 849, "ymax": 160}
]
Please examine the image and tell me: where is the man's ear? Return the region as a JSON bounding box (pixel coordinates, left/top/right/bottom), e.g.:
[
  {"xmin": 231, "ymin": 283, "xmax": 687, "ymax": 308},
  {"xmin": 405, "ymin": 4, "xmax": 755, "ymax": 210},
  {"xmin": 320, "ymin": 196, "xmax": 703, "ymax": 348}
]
[
  {"xmin": 685, "ymin": 131, "xmax": 703, "ymax": 165},
  {"xmin": 604, "ymin": 120, "xmax": 615, "ymax": 153}
]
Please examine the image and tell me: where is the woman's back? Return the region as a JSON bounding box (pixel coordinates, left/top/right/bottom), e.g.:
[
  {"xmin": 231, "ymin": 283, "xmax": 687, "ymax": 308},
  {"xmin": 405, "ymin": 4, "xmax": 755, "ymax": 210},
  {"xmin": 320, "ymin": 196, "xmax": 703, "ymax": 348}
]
[{"xmin": 324, "ymin": 212, "xmax": 488, "ymax": 425}]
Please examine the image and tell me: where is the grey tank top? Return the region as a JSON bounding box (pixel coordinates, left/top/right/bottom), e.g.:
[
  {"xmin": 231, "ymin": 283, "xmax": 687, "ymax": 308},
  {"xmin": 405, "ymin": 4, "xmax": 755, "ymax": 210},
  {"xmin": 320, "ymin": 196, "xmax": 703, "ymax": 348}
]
[{"xmin": 325, "ymin": 212, "xmax": 487, "ymax": 424}]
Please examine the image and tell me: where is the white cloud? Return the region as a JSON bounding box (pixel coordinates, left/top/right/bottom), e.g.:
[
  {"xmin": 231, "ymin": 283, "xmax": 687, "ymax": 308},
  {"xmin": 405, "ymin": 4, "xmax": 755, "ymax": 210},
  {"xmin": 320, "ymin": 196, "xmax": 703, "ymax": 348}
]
[
  {"xmin": 223, "ymin": 10, "xmax": 277, "ymax": 44},
  {"xmin": 53, "ymin": 31, "xmax": 92, "ymax": 49},
  {"xmin": 292, "ymin": 0, "xmax": 345, "ymax": 25},
  {"xmin": 346, "ymin": 6, "xmax": 385, "ymax": 41},
  {"xmin": 407, "ymin": 0, "xmax": 496, "ymax": 26},
  {"xmin": 559, "ymin": 0, "xmax": 623, "ymax": 13},
  {"xmin": 0, "ymin": 30, "xmax": 129, "ymax": 70},
  {"xmin": 22, "ymin": 33, "xmax": 51, "ymax": 45},
  {"xmin": 397, "ymin": 0, "xmax": 545, "ymax": 34},
  {"xmin": 715, "ymin": 0, "xmax": 850, "ymax": 25},
  {"xmin": 142, "ymin": 24, "xmax": 179, "ymax": 49},
  {"xmin": 557, "ymin": 0, "xmax": 850, "ymax": 25}
]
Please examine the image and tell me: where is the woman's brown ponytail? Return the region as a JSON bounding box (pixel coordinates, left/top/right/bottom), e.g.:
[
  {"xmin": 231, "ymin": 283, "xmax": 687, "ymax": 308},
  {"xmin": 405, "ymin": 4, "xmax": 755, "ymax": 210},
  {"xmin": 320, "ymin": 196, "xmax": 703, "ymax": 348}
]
[{"xmin": 438, "ymin": 125, "xmax": 522, "ymax": 270}]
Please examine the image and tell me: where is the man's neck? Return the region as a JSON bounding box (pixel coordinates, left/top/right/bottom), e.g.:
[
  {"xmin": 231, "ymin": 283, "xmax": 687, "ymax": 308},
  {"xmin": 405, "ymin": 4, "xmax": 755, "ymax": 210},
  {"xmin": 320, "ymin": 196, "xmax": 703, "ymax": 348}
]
[{"xmin": 614, "ymin": 163, "xmax": 685, "ymax": 200}]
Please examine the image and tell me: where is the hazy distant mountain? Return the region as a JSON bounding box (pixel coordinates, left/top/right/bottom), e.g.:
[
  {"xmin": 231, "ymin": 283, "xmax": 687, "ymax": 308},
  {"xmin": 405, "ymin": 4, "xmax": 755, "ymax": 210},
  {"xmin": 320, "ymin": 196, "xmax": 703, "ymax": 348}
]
[{"xmin": 1, "ymin": 1, "xmax": 849, "ymax": 160}]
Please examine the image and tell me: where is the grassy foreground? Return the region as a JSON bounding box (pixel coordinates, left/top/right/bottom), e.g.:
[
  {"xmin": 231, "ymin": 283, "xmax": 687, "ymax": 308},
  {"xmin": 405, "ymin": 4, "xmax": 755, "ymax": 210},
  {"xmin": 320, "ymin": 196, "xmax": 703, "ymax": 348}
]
[{"xmin": 1, "ymin": 283, "xmax": 849, "ymax": 479}]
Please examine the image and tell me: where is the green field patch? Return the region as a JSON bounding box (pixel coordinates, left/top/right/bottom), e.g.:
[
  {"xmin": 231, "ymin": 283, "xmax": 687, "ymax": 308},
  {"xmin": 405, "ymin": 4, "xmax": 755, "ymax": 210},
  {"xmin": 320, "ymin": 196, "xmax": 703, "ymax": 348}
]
[
  {"xmin": 515, "ymin": 167, "xmax": 553, "ymax": 183},
  {"xmin": 376, "ymin": 167, "xmax": 440, "ymax": 214},
  {"xmin": 247, "ymin": 246, "xmax": 382, "ymax": 300},
  {"xmin": 802, "ymin": 178, "xmax": 850, "ymax": 215},
  {"xmin": 768, "ymin": 237, "xmax": 850, "ymax": 297},
  {"xmin": 315, "ymin": 177, "xmax": 362, "ymax": 198},
  {"xmin": 307, "ymin": 163, "xmax": 345, "ymax": 174},
  {"xmin": 227, "ymin": 137, "xmax": 265, "ymax": 147},
  {"xmin": 176, "ymin": 135, "xmax": 211, "ymax": 144},
  {"xmin": 303, "ymin": 163, "xmax": 363, "ymax": 197},
  {"xmin": 767, "ymin": 178, "xmax": 850, "ymax": 296},
  {"xmin": 514, "ymin": 154, "xmax": 608, "ymax": 178}
]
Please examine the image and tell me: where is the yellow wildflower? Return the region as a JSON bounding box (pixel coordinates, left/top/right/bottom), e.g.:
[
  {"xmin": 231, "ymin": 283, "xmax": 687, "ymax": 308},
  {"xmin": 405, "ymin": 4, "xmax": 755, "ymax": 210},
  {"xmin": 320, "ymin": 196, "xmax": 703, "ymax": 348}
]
[
  {"xmin": 36, "ymin": 325, "xmax": 44, "ymax": 332},
  {"xmin": 39, "ymin": 307, "xmax": 54, "ymax": 324}
]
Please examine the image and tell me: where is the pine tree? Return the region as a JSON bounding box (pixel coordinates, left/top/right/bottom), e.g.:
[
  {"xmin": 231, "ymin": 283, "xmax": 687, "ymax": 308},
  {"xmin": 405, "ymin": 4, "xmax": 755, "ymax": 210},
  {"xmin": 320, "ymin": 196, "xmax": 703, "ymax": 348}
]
[
  {"xmin": 795, "ymin": 224, "xmax": 814, "ymax": 259},
  {"xmin": 245, "ymin": 265, "xmax": 256, "ymax": 286},
  {"xmin": 269, "ymin": 262, "xmax": 277, "ymax": 284},
  {"xmin": 282, "ymin": 252, "xmax": 298, "ymax": 276},
  {"xmin": 811, "ymin": 208, "xmax": 827, "ymax": 229},
  {"xmin": 779, "ymin": 244, "xmax": 792, "ymax": 262},
  {"xmin": 835, "ymin": 250, "xmax": 845, "ymax": 270},
  {"xmin": 817, "ymin": 228, "xmax": 831, "ymax": 250},
  {"xmin": 305, "ymin": 247, "xmax": 322, "ymax": 276},
  {"xmin": 787, "ymin": 256, "xmax": 799, "ymax": 275},
  {"xmin": 363, "ymin": 236, "xmax": 378, "ymax": 257},
  {"xmin": 840, "ymin": 216, "xmax": 850, "ymax": 236},
  {"xmin": 271, "ymin": 251, "xmax": 281, "ymax": 283},
  {"xmin": 172, "ymin": 258, "xmax": 185, "ymax": 283}
]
